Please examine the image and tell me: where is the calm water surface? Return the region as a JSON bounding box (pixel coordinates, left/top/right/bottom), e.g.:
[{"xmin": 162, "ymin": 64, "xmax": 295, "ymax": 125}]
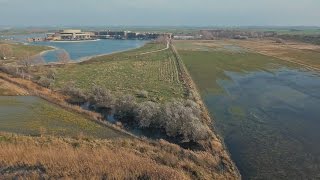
[
  {"xmin": 32, "ymin": 39, "xmax": 147, "ymax": 62},
  {"xmin": 205, "ymin": 68, "xmax": 320, "ymax": 179},
  {"xmin": 1, "ymin": 33, "xmax": 147, "ymax": 62}
]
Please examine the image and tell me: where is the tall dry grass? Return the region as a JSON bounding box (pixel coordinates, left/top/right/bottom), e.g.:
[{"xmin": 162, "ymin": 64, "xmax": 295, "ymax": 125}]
[{"xmin": 0, "ymin": 133, "xmax": 240, "ymax": 179}]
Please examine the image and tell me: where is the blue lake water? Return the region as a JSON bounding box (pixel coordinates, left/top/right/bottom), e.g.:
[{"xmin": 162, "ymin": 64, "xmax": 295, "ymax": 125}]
[
  {"xmin": 32, "ymin": 39, "xmax": 147, "ymax": 62},
  {"xmin": 205, "ymin": 68, "xmax": 320, "ymax": 179},
  {"xmin": 1, "ymin": 33, "xmax": 147, "ymax": 63}
]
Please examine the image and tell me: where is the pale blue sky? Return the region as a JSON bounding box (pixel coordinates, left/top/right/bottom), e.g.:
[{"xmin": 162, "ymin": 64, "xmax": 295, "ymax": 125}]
[{"xmin": 0, "ymin": 0, "xmax": 319, "ymax": 26}]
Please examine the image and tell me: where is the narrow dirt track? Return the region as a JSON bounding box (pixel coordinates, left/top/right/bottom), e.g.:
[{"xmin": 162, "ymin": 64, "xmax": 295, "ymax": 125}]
[{"xmin": 139, "ymin": 40, "xmax": 170, "ymax": 55}]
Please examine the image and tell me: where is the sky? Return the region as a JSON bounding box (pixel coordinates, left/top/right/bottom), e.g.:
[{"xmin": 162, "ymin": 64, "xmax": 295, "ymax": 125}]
[{"xmin": 0, "ymin": 0, "xmax": 319, "ymax": 27}]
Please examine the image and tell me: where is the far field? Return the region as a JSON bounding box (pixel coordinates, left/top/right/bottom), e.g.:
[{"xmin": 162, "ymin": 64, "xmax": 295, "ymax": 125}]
[
  {"xmin": 36, "ymin": 42, "xmax": 185, "ymax": 102},
  {"xmin": 226, "ymin": 39, "xmax": 320, "ymax": 70},
  {"xmin": 174, "ymin": 40, "xmax": 299, "ymax": 94}
]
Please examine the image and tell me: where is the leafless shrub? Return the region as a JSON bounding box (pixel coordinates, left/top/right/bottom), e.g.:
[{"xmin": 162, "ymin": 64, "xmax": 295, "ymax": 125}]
[
  {"xmin": 132, "ymin": 98, "xmax": 210, "ymax": 142},
  {"xmin": 115, "ymin": 95, "xmax": 137, "ymax": 121},
  {"xmin": 31, "ymin": 55, "xmax": 46, "ymax": 65},
  {"xmin": 62, "ymin": 83, "xmax": 87, "ymax": 104},
  {"xmin": 15, "ymin": 53, "xmax": 44, "ymax": 74},
  {"xmin": 135, "ymin": 101, "xmax": 161, "ymax": 128},
  {"xmin": 162, "ymin": 100, "xmax": 210, "ymax": 142},
  {"xmin": 136, "ymin": 90, "xmax": 149, "ymax": 98},
  {"xmin": 89, "ymin": 85, "xmax": 115, "ymax": 109},
  {"xmin": 155, "ymin": 35, "xmax": 168, "ymax": 44},
  {"xmin": 46, "ymin": 68, "xmax": 57, "ymax": 80},
  {"xmin": 0, "ymin": 65, "xmax": 19, "ymax": 76},
  {"xmin": 17, "ymin": 51, "xmax": 32, "ymax": 70},
  {"xmin": 57, "ymin": 50, "xmax": 71, "ymax": 64},
  {"xmin": 37, "ymin": 76, "xmax": 54, "ymax": 88}
]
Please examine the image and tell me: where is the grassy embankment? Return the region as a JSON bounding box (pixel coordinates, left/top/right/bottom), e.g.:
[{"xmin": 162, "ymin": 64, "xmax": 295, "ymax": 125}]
[
  {"xmin": 0, "ymin": 96, "xmax": 125, "ymax": 139},
  {"xmin": 0, "ymin": 71, "xmax": 132, "ymax": 139},
  {"xmin": 0, "ymin": 41, "xmax": 51, "ymax": 95},
  {"xmin": 35, "ymin": 42, "xmax": 185, "ymax": 102},
  {"xmin": 0, "ymin": 132, "xmax": 238, "ymax": 179},
  {"xmin": 0, "ymin": 79, "xmax": 28, "ymax": 95}
]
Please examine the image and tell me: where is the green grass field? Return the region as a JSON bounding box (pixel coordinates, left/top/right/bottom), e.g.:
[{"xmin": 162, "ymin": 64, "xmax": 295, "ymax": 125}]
[
  {"xmin": 0, "ymin": 42, "xmax": 52, "ymax": 64},
  {"xmin": 0, "ymin": 96, "xmax": 125, "ymax": 139},
  {"xmin": 43, "ymin": 43, "xmax": 185, "ymax": 102},
  {"xmin": 11, "ymin": 43, "xmax": 51, "ymax": 57}
]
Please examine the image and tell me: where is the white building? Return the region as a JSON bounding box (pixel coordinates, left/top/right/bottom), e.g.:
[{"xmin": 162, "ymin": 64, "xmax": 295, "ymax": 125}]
[{"xmin": 47, "ymin": 29, "xmax": 93, "ymax": 41}]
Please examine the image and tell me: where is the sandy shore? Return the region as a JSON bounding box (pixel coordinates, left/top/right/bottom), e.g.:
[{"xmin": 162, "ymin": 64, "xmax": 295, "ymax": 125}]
[{"xmin": 39, "ymin": 45, "xmax": 59, "ymax": 56}]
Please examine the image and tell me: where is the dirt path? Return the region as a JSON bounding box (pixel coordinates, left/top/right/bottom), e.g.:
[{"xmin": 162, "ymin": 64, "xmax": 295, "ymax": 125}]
[
  {"xmin": 170, "ymin": 43, "xmax": 241, "ymax": 179},
  {"xmin": 255, "ymin": 51, "xmax": 320, "ymax": 72},
  {"xmin": 139, "ymin": 40, "xmax": 170, "ymax": 55}
]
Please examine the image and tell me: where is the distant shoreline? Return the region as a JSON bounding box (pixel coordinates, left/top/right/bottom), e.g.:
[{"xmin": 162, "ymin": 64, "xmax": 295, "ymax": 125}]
[
  {"xmin": 49, "ymin": 39, "xmax": 101, "ymax": 43},
  {"xmin": 76, "ymin": 42, "xmax": 148, "ymax": 63},
  {"xmin": 39, "ymin": 45, "xmax": 58, "ymax": 56}
]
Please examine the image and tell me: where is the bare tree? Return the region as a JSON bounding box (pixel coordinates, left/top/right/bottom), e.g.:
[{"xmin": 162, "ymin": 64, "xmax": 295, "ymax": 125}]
[
  {"xmin": 89, "ymin": 85, "xmax": 115, "ymax": 109},
  {"xmin": 57, "ymin": 50, "xmax": 71, "ymax": 64},
  {"xmin": 62, "ymin": 83, "xmax": 87, "ymax": 104},
  {"xmin": 46, "ymin": 68, "xmax": 57, "ymax": 80},
  {"xmin": 115, "ymin": 95, "xmax": 137, "ymax": 121},
  {"xmin": 37, "ymin": 76, "xmax": 54, "ymax": 88},
  {"xmin": 0, "ymin": 44, "xmax": 13, "ymax": 60},
  {"xmin": 17, "ymin": 51, "xmax": 32, "ymax": 70},
  {"xmin": 17, "ymin": 52, "xmax": 45, "ymax": 70},
  {"xmin": 200, "ymin": 30, "xmax": 214, "ymax": 40},
  {"xmin": 31, "ymin": 55, "xmax": 46, "ymax": 65},
  {"xmin": 155, "ymin": 35, "xmax": 168, "ymax": 45}
]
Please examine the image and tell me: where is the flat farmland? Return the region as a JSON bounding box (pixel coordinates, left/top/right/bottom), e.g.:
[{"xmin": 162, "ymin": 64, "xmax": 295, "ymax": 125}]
[
  {"xmin": 174, "ymin": 40, "xmax": 295, "ymax": 94},
  {"xmin": 223, "ymin": 39, "xmax": 320, "ymax": 70}
]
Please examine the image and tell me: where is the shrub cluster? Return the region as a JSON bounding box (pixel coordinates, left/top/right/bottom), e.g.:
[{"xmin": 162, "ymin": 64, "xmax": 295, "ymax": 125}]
[
  {"xmin": 62, "ymin": 85, "xmax": 210, "ymax": 142},
  {"xmin": 61, "ymin": 84, "xmax": 87, "ymax": 104},
  {"xmin": 37, "ymin": 76, "xmax": 54, "ymax": 88}
]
